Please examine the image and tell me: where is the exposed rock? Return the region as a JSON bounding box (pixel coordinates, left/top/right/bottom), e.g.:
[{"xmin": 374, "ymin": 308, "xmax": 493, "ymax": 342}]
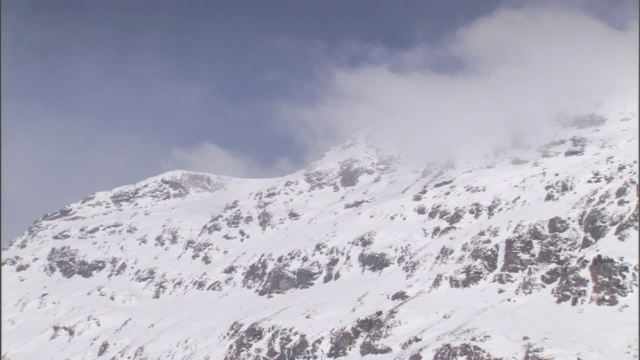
[
  {"xmin": 564, "ymin": 136, "xmax": 588, "ymax": 157},
  {"xmin": 328, "ymin": 328, "xmax": 356, "ymax": 358},
  {"xmin": 450, "ymin": 244, "xmax": 498, "ymax": 288},
  {"xmin": 344, "ymin": 200, "xmax": 368, "ymax": 209},
  {"xmin": 304, "ymin": 169, "xmax": 334, "ymax": 191},
  {"xmin": 391, "ymin": 291, "xmax": 409, "ymax": 301},
  {"xmin": 589, "ymin": 255, "xmax": 631, "ymax": 306},
  {"xmin": 433, "ymin": 179, "xmax": 454, "ymax": 188},
  {"xmin": 351, "ymin": 232, "xmax": 375, "ymax": 248},
  {"xmin": 225, "ymin": 322, "xmax": 265, "ymax": 360},
  {"xmin": 433, "ymin": 343, "xmax": 502, "ymax": 360},
  {"xmin": 487, "ymin": 197, "xmax": 502, "ymax": 218},
  {"xmin": 447, "ymin": 208, "xmax": 466, "ymax": 226},
  {"xmin": 545, "ymin": 179, "xmax": 574, "ymax": 201},
  {"xmin": 501, "ymin": 231, "xmax": 536, "ymax": 273},
  {"xmin": 338, "ymin": 159, "xmax": 374, "ymax": 187},
  {"xmin": 98, "ymin": 341, "xmax": 109, "ymax": 356},
  {"xmin": 41, "ymin": 207, "xmax": 75, "ymax": 222},
  {"xmin": 435, "ymin": 246, "xmax": 455, "ymax": 265},
  {"xmin": 358, "ymin": 252, "xmax": 392, "ymax": 272},
  {"xmin": 540, "ymin": 266, "xmax": 562, "ymax": 285},
  {"xmin": 242, "ymin": 256, "xmax": 270, "ymax": 290},
  {"xmin": 523, "ymin": 343, "xmax": 553, "ymax": 360},
  {"xmin": 46, "ymin": 247, "xmax": 106, "ymax": 278},
  {"xmin": 360, "ymin": 340, "xmax": 392, "ymax": 356},
  {"xmin": 547, "ymin": 217, "xmax": 570, "ymax": 233},
  {"xmin": 614, "ymin": 202, "xmax": 639, "ymax": 241},
  {"xmin": 553, "ymin": 259, "xmax": 590, "ymax": 306},
  {"xmin": 537, "ymin": 233, "xmax": 579, "ymax": 266},
  {"xmin": 516, "ymin": 275, "xmax": 545, "ymax": 295},
  {"xmin": 582, "ymin": 207, "xmax": 610, "ymax": 240},
  {"xmin": 295, "ymin": 262, "xmax": 323, "ymax": 289},
  {"xmin": 492, "ymin": 272, "xmax": 515, "ymax": 284},
  {"xmin": 467, "ymin": 203, "xmax": 485, "ymax": 219}
]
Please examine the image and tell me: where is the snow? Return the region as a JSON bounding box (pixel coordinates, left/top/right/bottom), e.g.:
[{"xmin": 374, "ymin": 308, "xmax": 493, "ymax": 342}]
[{"xmin": 1, "ymin": 104, "xmax": 638, "ymax": 359}]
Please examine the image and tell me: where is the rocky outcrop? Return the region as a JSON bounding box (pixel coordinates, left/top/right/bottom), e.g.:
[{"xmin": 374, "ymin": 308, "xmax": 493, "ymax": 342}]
[{"xmin": 432, "ymin": 343, "xmax": 502, "ymax": 360}]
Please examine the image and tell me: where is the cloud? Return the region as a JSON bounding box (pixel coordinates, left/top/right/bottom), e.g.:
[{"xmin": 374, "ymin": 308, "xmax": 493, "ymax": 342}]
[
  {"xmin": 279, "ymin": 6, "xmax": 639, "ymax": 164},
  {"xmin": 163, "ymin": 142, "xmax": 296, "ymax": 178}
]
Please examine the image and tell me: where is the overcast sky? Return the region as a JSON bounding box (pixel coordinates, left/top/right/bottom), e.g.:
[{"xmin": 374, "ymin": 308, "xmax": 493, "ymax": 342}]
[{"xmin": 2, "ymin": 0, "xmax": 638, "ymax": 246}]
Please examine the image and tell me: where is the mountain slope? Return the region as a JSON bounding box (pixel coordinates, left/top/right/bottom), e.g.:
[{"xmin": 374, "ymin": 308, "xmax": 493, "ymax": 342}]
[{"xmin": 2, "ymin": 105, "xmax": 639, "ymax": 360}]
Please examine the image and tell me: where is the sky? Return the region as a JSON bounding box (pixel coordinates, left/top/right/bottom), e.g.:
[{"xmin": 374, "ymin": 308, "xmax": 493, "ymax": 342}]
[{"xmin": 2, "ymin": 0, "xmax": 638, "ymax": 246}]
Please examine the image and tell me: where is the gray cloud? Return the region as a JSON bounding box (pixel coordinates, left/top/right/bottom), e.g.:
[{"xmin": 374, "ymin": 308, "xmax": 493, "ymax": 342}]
[{"xmin": 279, "ymin": 6, "xmax": 639, "ymax": 164}]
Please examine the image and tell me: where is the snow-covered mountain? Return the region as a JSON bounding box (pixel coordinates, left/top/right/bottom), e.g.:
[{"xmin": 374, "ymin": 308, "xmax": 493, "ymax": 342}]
[{"xmin": 2, "ymin": 103, "xmax": 639, "ymax": 359}]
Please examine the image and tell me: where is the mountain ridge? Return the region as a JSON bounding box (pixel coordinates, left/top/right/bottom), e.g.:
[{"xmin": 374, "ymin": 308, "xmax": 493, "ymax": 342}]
[{"xmin": 2, "ymin": 106, "xmax": 639, "ymax": 359}]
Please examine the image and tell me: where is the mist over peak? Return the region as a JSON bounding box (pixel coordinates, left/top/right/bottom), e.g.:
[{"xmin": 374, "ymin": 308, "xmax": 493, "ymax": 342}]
[{"xmin": 280, "ymin": 6, "xmax": 638, "ymax": 168}]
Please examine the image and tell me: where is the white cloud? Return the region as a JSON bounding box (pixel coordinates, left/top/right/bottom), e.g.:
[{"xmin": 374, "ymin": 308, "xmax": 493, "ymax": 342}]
[
  {"xmin": 279, "ymin": 6, "xmax": 639, "ymax": 164},
  {"xmin": 163, "ymin": 142, "xmax": 296, "ymax": 178}
]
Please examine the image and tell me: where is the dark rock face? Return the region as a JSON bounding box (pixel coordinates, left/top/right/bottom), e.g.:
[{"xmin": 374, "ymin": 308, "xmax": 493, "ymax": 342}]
[
  {"xmin": 547, "ymin": 217, "xmax": 570, "ymax": 234},
  {"xmin": 537, "ymin": 233, "xmax": 579, "ymax": 266},
  {"xmin": 110, "ymin": 173, "xmax": 224, "ymax": 205},
  {"xmin": 324, "ymin": 258, "xmax": 340, "ymax": 283},
  {"xmin": 552, "ymin": 259, "xmax": 590, "ymax": 306},
  {"xmin": 327, "ymin": 311, "xmax": 394, "ymax": 358},
  {"xmin": 259, "ymin": 268, "xmax": 296, "ymax": 296},
  {"xmin": 242, "ymin": 256, "xmax": 271, "ymax": 290},
  {"xmin": 487, "ymin": 197, "xmax": 502, "ymax": 218},
  {"xmin": 360, "ymin": 340, "xmax": 392, "ymax": 356},
  {"xmin": 467, "ymin": 203, "xmax": 484, "ymax": 219},
  {"xmin": 2, "ymin": 256, "xmax": 31, "ymax": 272},
  {"xmin": 433, "ymin": 343, "xmax": 502, "ymax": 360},
  {"xmin": 564, "ymin": 136, "xmax": 587, "ymax": 157},
  {"xmin": 435, "ymin": 246, "xmax": 454, "ymax": 265},
  {"xmin": 200, "ymin": 215, "xmax": 223, "ymax": 235},
  {"xmin": 516, "ymin": 275, "xmax": 545, "ymax": 295},
  {"xmin": 391, "ymin": 291, "xmax": 409, "ymax": 301},
  {"xmin": 135, "ymin": 268, "xmax": 157, "ymax": 283},
  {"xmin": 358, "ymin": 252, "xmax": 392, "ymax": 272},
  {"xmin": 243, "ymin": 255, "xmax": 323, "ymax": 296},
  {"xmin": 225, "ymin": 322, "xmax": 265, "ymax": 360},
  {"xmin": 258, "ymin": 211, "xmax": 273, "ymax": 231},
  {"xmin": 523, "ymin": 343, "xmax": 552, "ymax": 360},
  {"xmin": 614, "ymin": 202, "xmax": 639, "ymax": 241},
  {"xmin": 296, "ymin": 264, "xmax": 323, "ymax": 289},
  {"xmin": 328, "ymin": 328, "xmax": 357, "ymax": 358},
  {"xmin": 431, "ymin": 274, "xmax": 445, "ymax": 289},
  {"xmin": 97, "ymin": 341, "xmax": 109, "ymax": 356},
  {"xmin": 304, "ymin": 169, "xmax": 334, "ymax": 191},
  {"xmin": 450, "ymin": 245, "xmax": 499, "ymax": 288},
  {"xmin": 41, "ymin": 207, "xmax": 75, "ymax": 222},
  {"xmin": 351, "ymin": 232, "xmax": 375, "ymax": 248},
  {"xmin": 540, "ymin": 266, "xmax": 561, "ymax": 285},
  {"xmin": 449, "ymin": 264, "xmax": 489, "ymax": 289},
  {"xmin": 544, "ymin": 179, "xmax": 574, "ymax": 201},
  {"xmin": 110, "ymin": 188, "xmax": 142, "ymax": 205},
  {"xmin": 46, "ymin": 247, "xmax": 106, "ymax": 278},
  {"xmin": 338, "ymin": 159, "xmax": 374, "ymax": 188},
  {"xmin": 493, "ymin": 272, "xmax": 515, "ymax": 284},
  {"xmin": 580, "ymin": 207, "xmax": 610, "ymax": 248},
  {"xmin": 447, "ymin": 208, "xmax": 466, "ymax": 226},
  {"xmin": 589, "ymin": 255, "xmax": 632, "ymax": 306},
  {"xmin": 501, "ymin": 231, "xmax": 536, "ymax": 273},
  {"xmin": 433, "ymin": 179, "xmax": 454, "ymax": 188}
]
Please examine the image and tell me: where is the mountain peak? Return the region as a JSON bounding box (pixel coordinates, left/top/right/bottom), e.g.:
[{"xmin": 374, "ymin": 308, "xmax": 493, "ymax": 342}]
[{"xmin": 2, "ymin": 106, "xmax": 638, "ymax": 359}]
